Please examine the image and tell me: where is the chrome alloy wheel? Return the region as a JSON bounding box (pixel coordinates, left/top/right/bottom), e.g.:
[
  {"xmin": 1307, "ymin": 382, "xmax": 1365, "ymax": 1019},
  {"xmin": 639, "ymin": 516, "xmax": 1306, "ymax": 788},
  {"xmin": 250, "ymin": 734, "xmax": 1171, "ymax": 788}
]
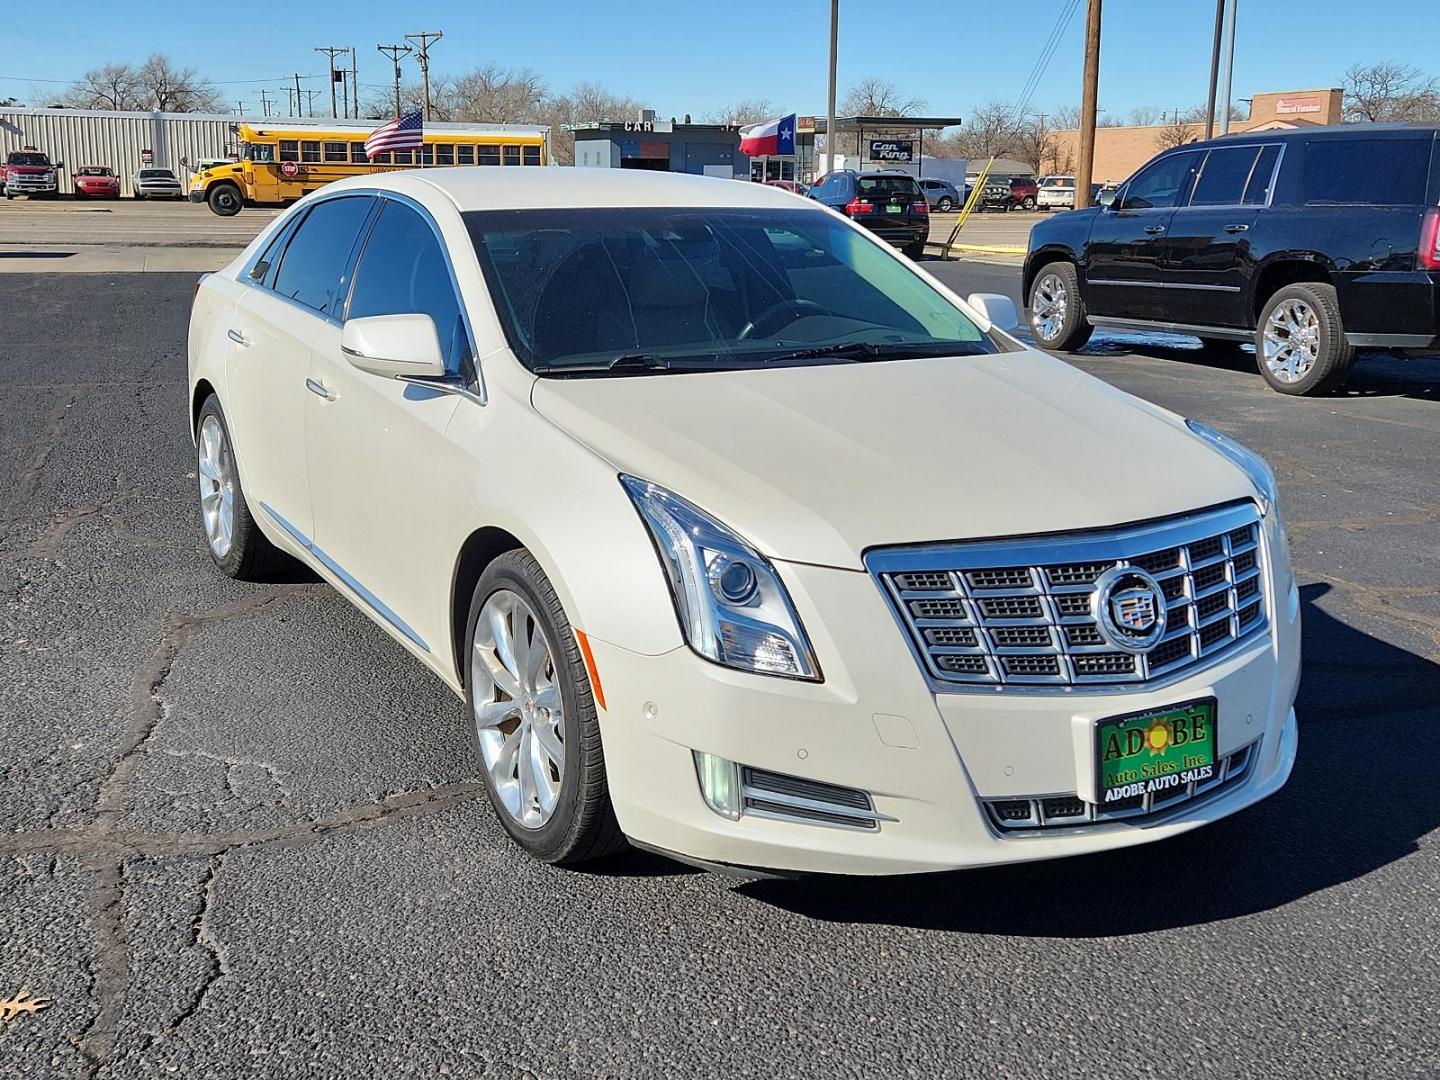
[
  {"xmin": 1262, "ymin": 298, "xmax": 1321, "ymax": 384},
  {"xmin": 471, "ymin": 589, "xmax": 565, "ymax": 829},
  {"xmin": 1032, "ymin": 272, "xmax": 1068, "ymax": 341},
  {"xmin": 197, "ymin": 414, "xmax": 236, "ymax": 558}
]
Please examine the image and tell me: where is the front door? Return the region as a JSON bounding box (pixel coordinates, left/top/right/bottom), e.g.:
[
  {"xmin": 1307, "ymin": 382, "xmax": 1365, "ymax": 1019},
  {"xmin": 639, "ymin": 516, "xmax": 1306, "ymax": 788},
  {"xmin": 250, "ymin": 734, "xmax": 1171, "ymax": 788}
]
[
  {"xmin": 306, "ymin": 198, "xmax": 474, "ymax": 660},
  {"xmin": 1084, "ymin": 149, "xmax": 1202, "ymax": 321},
  {"xmin": 1157, "ymin": 144, "xmax": 1279, "ymax": 328}
]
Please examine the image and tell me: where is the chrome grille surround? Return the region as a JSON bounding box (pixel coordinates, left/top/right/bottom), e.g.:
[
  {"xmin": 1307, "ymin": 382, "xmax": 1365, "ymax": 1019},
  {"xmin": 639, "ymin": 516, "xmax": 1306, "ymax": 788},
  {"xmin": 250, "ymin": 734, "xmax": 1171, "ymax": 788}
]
[
  {"xmin": 866, "ymin": 503, "xmax": 1269, "ymax": 692},
  {"xmin": 984, "ymin": 740, "xmax": 1258, "ymax": 832}
]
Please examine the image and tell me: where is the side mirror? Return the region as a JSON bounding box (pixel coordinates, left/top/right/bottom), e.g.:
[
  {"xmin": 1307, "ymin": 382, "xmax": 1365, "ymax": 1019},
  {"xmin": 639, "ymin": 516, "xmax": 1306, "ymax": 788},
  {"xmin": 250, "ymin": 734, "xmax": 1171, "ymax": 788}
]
[
  {"xmin": 1098, "ymin": 188, "xmax": 1118, "ymax": 209},
  {"xmin": 966, "ymin": 292, "xmax": 1019, "ymax": 333},
  {"xmin": 54, "ymin": 161, "xmax": 64, "ymax": 171},
  {"xmin": 341, "ymin": 314, "xmax": 446, "ymax": 379}
]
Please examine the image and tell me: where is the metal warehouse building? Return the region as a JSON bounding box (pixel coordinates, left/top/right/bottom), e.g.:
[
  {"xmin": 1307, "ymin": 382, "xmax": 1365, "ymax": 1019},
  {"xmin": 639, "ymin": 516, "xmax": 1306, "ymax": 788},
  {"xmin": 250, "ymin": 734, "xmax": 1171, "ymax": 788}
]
[{"xmin": 0, "ymin": 108, "xmax": 550, "ymax": 198}]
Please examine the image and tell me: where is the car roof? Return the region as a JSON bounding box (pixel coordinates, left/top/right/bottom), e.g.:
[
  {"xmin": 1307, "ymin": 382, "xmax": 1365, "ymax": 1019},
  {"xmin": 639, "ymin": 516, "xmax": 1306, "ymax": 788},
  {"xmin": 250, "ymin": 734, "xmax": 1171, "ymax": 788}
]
[{"xmin": 317, "ymin": 167, "xmax": 818, "ymax": 212}]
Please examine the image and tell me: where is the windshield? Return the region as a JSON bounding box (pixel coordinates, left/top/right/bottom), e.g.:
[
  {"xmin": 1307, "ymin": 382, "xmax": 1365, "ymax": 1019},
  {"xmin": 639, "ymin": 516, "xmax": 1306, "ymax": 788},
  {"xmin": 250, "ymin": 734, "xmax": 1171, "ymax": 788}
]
[
  {"xmin": 78, "ymin": 167, "xmax": 113, "ymax": 177},
  {"xmin": 465, "ymin": 207, "xmax": 993, "ymax": 374},
  {"xmin": 140, "ymin": 169, "xmax": 176, "ymax": 179},
  {"xmin": 8, "ymin": 153, "xmax": 48, "ymax": 167},
  {"xmin": 1040, "ymin": 177, "xmax": 1074, "ymax": 188}
]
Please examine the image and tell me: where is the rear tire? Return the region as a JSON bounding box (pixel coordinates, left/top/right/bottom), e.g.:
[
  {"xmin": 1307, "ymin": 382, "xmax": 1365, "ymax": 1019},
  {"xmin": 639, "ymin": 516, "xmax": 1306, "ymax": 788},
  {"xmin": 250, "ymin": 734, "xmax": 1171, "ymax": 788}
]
[
  {"xmin": 464, "ymin": 550, "xmax": 626, "ymax": 866},
  {"xmin": 902, "ymin": 239, "xmax": 926, "ymax": 259},
  {"xmin": 936, "ymin": 197, "xmax": 954, "ymax": 212},
  {"xmin": 1028, "ymin": 261, "xmax": 1092, "ymax": 352},
  {"xmin": 195, "ymin": 396, "xmax": 289, "ymax": 581},
  {"xmin": 1021, "ymin": 195, "xmax": 1036, "ymax": 211},
  {"xmin": 1255, "ymin": 282, "xmax": 1354, "ymax": 395}
]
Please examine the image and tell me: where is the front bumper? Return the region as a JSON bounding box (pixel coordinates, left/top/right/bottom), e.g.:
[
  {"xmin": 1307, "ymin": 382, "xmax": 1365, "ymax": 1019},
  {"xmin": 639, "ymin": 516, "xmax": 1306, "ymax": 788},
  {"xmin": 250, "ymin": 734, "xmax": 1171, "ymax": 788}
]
[
  {"xmin": 188, "ymin": 190, "xmax": 206, "ymax": 203},
  {"xmin": 589, "ymin": 552, "xmax": 1301, "ymax": 876},
  {"xmin": 138, "ymin": 187, "xmax": 184, "ymax": 198},
  {"xmin": 5, "ymin": 175, "xmax": 57, "ymax": 194}
]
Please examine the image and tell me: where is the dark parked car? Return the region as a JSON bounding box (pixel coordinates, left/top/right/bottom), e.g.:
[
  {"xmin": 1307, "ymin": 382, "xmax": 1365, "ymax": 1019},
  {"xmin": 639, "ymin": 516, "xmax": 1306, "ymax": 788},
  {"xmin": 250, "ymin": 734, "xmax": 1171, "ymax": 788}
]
[
  {"xmin": 1023, "ymin": 124, "xmax": 1440, "ymax": 395},
  {"xmin": 809, "ymin": 170, "xmax": 929, "ymax": 257},
  {"xmin": 981, "ymin": 175, "xmax": 1038, "ymax": 212}
]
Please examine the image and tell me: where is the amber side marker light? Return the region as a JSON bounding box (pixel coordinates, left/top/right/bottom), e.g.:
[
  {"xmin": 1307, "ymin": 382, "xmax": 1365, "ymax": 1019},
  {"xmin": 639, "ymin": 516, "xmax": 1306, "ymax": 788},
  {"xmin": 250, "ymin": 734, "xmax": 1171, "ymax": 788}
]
[{"xmin": 574, "ymin": 629, "xmax": 606, "ymax": 711}]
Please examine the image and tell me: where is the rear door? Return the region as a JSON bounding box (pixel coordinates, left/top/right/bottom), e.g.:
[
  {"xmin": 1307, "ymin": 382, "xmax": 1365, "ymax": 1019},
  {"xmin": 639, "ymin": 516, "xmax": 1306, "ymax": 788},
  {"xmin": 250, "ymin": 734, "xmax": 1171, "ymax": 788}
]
[
  {"xmin": 1085, "ymin": 149, "xmax": 1201, "ymax": 320},
  {"xmin": 1157, "ymin": 143, "xmax": 1279, "ymax": 327}
]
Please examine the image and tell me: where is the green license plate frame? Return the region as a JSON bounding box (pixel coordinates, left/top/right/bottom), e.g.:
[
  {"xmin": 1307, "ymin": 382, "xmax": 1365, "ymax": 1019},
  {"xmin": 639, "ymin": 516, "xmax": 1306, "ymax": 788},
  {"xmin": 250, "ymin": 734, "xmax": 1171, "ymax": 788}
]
[{"xmin": 1094, "ymin": 697, "xmax": 1217, "ymax": 806}]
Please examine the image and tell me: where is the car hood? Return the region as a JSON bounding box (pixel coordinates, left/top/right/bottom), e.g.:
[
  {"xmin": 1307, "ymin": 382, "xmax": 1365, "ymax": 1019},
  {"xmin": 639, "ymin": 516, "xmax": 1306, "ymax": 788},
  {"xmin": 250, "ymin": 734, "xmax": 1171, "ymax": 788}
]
[
  {"xmin": 530, "ymin": 350, "xmax": 1255, "ymax": 570},
  {"xmin": 7, "ymin": 165, "xmax": 50, "ymax": 174}
]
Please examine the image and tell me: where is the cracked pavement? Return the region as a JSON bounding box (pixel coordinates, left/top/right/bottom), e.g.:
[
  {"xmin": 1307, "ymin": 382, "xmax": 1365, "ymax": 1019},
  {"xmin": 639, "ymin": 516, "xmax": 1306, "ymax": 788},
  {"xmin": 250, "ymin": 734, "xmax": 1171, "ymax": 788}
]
[{"xmin": 2, "ymin": 270, "xmax": 1438, "ymax": 1079}]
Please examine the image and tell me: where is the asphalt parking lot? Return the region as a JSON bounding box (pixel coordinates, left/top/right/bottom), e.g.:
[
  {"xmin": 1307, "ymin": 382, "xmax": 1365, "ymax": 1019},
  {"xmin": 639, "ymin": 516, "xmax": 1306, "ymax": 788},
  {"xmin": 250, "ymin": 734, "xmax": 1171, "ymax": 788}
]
[{"xmin": 2, "ymin": 267, "xmax": 1438, "ymax": 1079}]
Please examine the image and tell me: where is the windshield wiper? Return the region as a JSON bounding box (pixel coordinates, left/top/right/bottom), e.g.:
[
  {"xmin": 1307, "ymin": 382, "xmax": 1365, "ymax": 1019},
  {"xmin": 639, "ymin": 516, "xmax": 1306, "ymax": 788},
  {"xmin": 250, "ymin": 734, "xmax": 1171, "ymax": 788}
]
[
  {"xmin": 532, "ymin": 353, "xmax": 674, "ymax": 376},
  {"xmin": 761, "ymin": 341, "xmax": 982, "ymax": 365}
]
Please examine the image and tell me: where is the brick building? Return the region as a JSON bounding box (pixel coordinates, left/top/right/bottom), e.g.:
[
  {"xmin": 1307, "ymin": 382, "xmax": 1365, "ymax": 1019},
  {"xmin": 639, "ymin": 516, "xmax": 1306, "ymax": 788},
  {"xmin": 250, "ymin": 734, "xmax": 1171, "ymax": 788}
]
[{"xmin": 1046, "ymin": 88, "xmax": 1344, "ymax": 184}]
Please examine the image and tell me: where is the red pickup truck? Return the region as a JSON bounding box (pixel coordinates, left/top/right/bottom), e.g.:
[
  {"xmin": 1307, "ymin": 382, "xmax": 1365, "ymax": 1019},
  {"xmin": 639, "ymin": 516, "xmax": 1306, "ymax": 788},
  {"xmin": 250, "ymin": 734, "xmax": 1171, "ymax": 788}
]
[{"xmin": 1, "ymin": 148, "xmax": 62, "ymax": 199}]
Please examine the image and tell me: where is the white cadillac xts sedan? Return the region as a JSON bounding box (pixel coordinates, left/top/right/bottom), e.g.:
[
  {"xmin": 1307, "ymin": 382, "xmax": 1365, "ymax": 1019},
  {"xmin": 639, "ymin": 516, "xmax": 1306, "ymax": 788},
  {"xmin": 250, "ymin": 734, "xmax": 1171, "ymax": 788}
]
[{"xmin": 187, "ymin": 168, "xmax": 1300, "ymax": 875}]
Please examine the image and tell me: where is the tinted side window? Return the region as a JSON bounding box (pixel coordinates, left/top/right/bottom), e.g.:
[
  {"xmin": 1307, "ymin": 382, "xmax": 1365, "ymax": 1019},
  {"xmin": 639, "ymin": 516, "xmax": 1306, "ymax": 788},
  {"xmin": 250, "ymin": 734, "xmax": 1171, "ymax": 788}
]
[
  {"xmin": 1243, "ymin": 145, "xmax": 1282, "ymax": 205},
  {"xmin": 273, "ymin": 197, "xmax": 373, "ymax": 315},
  {"xmin": 1302, "ymin": 138, "xmax": 1430, "ymax": 205},
  {"xmin": 347, "ymin": 202, "xmax": 465, "ymax": 368},
  {"xmin": 1121, "ymin": 152, "xmax": 1200, "ymax": 210},
  {"xmin": 1189, "ymin": 146, "xmax": 1261, "ymax": 206}
]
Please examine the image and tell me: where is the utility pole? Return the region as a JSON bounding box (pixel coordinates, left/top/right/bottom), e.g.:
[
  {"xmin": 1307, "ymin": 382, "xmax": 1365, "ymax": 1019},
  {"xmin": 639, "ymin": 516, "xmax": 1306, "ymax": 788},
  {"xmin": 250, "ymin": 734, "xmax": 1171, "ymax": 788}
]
[
  {"xmin": 824, "ymin": 0, "xmax": 838, "ymax": 175},
  {"xmin": 1217, "ymin": 0, "xmax": 1238, "ymax": 136},
  {"xmin": 235, "ymin": 100, "xmax": 245, "ymax": 116},
  {"xmin": 294, "ymin": 74, "xmax": 303, "ymax": 119},
  {"xmin": 259, "ymin": 88, "xmax": 272, "ymax": 117},
  {"xmin": 405, "ymin": 31, "xmax": 444, "ymax": 120},
  {"xmin": 350, "ymin": 47, "xmax": 359, "ymax": 118},
  {"xmin": 1074, "ymin": 0, "xmax": 1102, "ymax": 209},
  {"xmin": 315, "ymin": 46, "xmax": 349, "ymax": 118},
  {"xmin": 302, "ymin": 89, "xmax": 320, "ymax": 118},
  {"xmin": 1203, "ymin": 0, "xmax": 1224, "ymax": 140},
  {"xmin": 377, "ymin": 43, "xmax": 412, "ymax": 117}
]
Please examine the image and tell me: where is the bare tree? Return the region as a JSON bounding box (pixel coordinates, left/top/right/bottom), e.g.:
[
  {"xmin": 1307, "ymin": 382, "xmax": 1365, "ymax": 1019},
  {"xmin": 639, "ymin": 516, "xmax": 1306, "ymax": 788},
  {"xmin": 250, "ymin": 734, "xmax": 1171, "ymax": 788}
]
[
  {"xmin": 841, "ymin": 77, "xmax": 926, "ymax": 118},
  {"xmin": 542, "ymin": 82, "xmax": 648, "ymax": 166},
  {"xmin": 63, "ymin": 63, "xmax": 143, "ymax": 110},
  {"xmin": 1154, "ymin": 113, "xmax": 1198, "ymax": 150},
  {"xmin": 1127, "ymin": 105, "xmax": 1163, "ymax": 126},
  {"xmin": 452, "ymin": 64, "xmax": 547, "ymax": 123},
  {"xmin": 1343, "ymin": 61, "xmax": 1440, "ymax": 122},
  {"xmin": 702, "ymin": 99, "xmax": 773, "ymax": 126},
  {"xmin": 134, "ymin": 54, "xmax": 222, "ymax": 112}
]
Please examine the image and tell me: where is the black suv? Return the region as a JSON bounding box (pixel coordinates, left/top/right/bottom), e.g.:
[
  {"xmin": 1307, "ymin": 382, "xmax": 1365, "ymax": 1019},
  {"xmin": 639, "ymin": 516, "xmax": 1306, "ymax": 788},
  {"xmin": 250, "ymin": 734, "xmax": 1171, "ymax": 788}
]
[
  {"xmin": 809, "ymin": 170, "xmax": 929, "ymax": 258},
  {"xmin": 1024, "ymin": 125, "xmax": 1440, "ymax": 394}
]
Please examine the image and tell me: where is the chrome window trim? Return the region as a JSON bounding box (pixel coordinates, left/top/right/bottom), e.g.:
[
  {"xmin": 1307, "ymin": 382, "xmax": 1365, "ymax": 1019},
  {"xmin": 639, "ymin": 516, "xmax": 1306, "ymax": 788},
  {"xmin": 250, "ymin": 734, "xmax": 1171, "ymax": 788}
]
[
  {"xmin": 1178, "ymin": 141, "xmax": 1286, "ymax": 211},
  {"xmin": 866, "ymin": 502, "xmax": 1271, "ymax": 695},
  {"xmin": 236, "ymin": 186, "xmax": 488, "ymax": 405}
]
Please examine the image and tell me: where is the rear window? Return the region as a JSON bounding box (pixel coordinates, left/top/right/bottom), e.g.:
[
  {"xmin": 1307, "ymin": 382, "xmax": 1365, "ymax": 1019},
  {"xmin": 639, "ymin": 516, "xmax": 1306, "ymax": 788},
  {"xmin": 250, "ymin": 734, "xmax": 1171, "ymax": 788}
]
[
  {"xmin": 1302, "ymin": 138, "xmax": 1430, "ymax": 206},
  {"xmin": 857, "ymin": 175, "xmax": 920, "ymax": 199}
]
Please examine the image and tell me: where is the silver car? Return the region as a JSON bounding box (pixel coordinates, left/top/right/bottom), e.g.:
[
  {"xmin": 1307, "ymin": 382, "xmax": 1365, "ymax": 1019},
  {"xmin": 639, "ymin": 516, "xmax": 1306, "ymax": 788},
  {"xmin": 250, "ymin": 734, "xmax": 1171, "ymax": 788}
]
[
  {"xmin": 918, "ymin": 177, "xmax": 962, "ymax": 212},
  {"xmin": 133, "ymin": 168, "xmax": 184, "ymax": 200}
]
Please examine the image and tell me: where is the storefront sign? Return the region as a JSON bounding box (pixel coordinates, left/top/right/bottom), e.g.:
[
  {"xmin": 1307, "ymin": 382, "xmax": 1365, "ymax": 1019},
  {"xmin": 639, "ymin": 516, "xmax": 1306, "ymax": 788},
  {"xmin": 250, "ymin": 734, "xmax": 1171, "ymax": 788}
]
[
  {"xmin": 868, "ymin": 139, "xmax": 913, "ymax": 163},
  {"xmin": 140, "ymin": 148, "xmax": 153, "ymax": 164},
  {"xmin": 1275, "ymin": 97, "xmax": 1321, "ymax": 115},
  {"xmin": 624, "ymin": 119, "xmax": 673, "ymax": 133}
]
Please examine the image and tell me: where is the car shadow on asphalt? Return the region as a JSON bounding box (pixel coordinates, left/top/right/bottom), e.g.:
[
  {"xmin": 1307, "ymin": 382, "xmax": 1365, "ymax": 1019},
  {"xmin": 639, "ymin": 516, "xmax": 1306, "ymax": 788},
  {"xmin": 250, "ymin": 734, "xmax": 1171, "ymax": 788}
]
[
  {"xmin": 734, "ymin": 585, "xmax": 1440, "ymax": 935},
  {"xmin": 1078, "ymin": 334, "xmax": 1440, "ymax": 402}
]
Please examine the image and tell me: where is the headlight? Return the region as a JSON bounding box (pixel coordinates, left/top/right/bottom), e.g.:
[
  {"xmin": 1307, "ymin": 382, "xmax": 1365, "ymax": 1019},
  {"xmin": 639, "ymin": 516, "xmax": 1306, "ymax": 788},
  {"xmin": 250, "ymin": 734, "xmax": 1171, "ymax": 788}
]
[
  {"xmin": 1185, "ymin": 419, "xmax": 1279, "ymax": 515},
  {"xmin": 620, "ymin": 476, "xmax": 820, "ymax": 681}
]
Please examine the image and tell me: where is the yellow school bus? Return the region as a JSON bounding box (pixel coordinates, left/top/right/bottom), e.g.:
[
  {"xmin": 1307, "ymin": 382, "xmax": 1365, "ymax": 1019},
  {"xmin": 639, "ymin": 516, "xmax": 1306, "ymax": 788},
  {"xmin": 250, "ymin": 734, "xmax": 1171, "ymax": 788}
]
[{"xmin": 189, "ymin": 121, "xmax": 549, "ymax": 216}]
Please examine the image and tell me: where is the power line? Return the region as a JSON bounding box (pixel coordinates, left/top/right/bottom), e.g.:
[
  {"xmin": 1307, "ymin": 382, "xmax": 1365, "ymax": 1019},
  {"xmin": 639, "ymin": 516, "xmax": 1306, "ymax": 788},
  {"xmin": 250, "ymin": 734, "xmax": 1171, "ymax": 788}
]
[
  {"xmin": 376, "ymin": 43, "xmax": 413, "ymax": 118},
  {"xmin": 314, "ymin": 46, "xmax": 350, "ymax": 118},
  {"xmin": 1009, "ymin": 0, "xmax": 1082, "ymax": 126}
]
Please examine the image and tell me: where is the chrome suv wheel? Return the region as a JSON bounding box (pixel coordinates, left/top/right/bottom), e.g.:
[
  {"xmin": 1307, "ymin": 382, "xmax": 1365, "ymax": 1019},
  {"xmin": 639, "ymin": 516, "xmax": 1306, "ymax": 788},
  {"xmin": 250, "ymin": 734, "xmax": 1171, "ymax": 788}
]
[
  {"xmin": 1261, "ymin": 298, "xmax": 1320, "ymax": 384},
  {"xmin": 471, "ymin": 589, "xmax": 566, "ymax": 829},
  {"xmin": 1254, "ymin": 282, "xmax": 1354, "ymax": 396},
  {"xmin": 1031, "ymin": 272, "xmax": 1068, "ymax": 342},
  {"xmin": 1027, "ymin": 261, "xmax": 1092, "ymax": 352}
]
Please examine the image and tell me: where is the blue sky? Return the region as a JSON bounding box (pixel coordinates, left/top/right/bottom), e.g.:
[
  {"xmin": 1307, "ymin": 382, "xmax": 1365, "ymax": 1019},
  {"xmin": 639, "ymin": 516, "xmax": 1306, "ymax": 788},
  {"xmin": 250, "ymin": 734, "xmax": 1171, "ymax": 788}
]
[{"xmin": 2, "ymin": 1, "xmax": 1436, "ymax": 119}]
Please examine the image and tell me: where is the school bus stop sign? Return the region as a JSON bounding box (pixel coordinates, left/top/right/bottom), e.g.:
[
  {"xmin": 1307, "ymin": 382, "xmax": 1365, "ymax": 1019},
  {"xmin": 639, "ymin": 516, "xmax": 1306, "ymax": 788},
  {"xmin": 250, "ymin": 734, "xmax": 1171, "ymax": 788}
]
[{"xmin": 280, "ymin": 160, "xmax": 299, "ymax": 178}]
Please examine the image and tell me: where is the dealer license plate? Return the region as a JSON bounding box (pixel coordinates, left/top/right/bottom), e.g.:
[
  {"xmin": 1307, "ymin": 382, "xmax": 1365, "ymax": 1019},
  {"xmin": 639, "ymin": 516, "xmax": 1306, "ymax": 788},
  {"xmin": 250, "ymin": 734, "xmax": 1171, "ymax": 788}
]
[{"xmin": 1095, "ymin": 698, "xmax": 1217, "ymax": 805}]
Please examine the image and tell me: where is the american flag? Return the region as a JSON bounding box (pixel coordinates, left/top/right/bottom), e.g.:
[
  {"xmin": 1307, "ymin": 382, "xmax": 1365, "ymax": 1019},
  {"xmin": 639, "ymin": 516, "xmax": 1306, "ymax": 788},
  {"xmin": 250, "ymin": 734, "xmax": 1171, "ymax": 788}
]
[{"xmin": 365, "ymin": 110, "xmax": 424, "ymax": 160}]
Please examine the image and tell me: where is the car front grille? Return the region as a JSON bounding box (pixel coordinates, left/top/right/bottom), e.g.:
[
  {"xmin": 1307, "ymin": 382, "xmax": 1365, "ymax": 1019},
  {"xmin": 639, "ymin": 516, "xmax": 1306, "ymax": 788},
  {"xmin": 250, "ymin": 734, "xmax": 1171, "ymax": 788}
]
[
  {"xmin": 983, "ymin": 740, "xmax": 1258, "ymax": 831},
  {"xmin": 866, "ymin": 503, "xmax": 1268, "ymax": 690}
]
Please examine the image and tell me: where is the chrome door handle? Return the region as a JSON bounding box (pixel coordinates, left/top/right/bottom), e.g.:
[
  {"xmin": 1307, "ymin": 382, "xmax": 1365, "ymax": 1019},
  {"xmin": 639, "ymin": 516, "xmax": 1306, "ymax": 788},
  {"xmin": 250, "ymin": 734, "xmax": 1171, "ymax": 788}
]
[
  {"xmin": 1143, "ymin": 225, "xmax": 1166, "ymax": 234},
  {"xmin": 1223, "ymin": 223, "xmax": 1250, "ymax": 233},
  {"xmin": 305, "ymin": 377, "xmax": 335, "ymax": 401},
  {"xmin": 227, "ymin": 328, "xmax": 251, "ymax": 346}
]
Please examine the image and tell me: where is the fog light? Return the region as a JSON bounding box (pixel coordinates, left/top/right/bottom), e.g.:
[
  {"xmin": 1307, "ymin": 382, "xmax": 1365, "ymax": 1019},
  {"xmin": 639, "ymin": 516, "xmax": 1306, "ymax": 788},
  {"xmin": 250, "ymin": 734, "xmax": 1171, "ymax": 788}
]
[{"xmin": 693, "ymin": 750, "xmax": 741, "ymax": 820}]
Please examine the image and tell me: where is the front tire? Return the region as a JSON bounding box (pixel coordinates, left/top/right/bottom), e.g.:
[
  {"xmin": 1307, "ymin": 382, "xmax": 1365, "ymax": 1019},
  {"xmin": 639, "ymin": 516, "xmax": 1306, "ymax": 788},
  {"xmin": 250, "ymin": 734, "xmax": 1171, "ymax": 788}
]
[
  {"xmin": 1021, "ymin": 195, "xmax": 1036, "ymax": 211},
  {"xmin": 195, "ymin": 396, "xmax": 288, "ymax": 580},
  {"xmin": 464, "ymin": 550, "xmax": 625, "ymax": 866},
  {"xmin": 936, "ymin": 197, "xmax": 954, "ymax": 212},
  {"xmin": 1028, "ymin": 261, "xmax": 1092, "ymax": 352},
  {"xmin": 1255, "ymin": 282, "xmax": 1354, "ymax": 395},
  {"xmin": 207, "ymin": 183, "xmax": 243, "ymax": 216}
]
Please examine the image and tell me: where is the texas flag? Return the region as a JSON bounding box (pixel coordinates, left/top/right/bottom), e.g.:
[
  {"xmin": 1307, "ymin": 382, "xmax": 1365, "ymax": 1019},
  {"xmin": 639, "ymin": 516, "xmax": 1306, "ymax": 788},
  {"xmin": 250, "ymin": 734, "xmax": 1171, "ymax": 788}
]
[{"xmin": 739, "ymin": 114, "xmax": 797, "ymax": 157}]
